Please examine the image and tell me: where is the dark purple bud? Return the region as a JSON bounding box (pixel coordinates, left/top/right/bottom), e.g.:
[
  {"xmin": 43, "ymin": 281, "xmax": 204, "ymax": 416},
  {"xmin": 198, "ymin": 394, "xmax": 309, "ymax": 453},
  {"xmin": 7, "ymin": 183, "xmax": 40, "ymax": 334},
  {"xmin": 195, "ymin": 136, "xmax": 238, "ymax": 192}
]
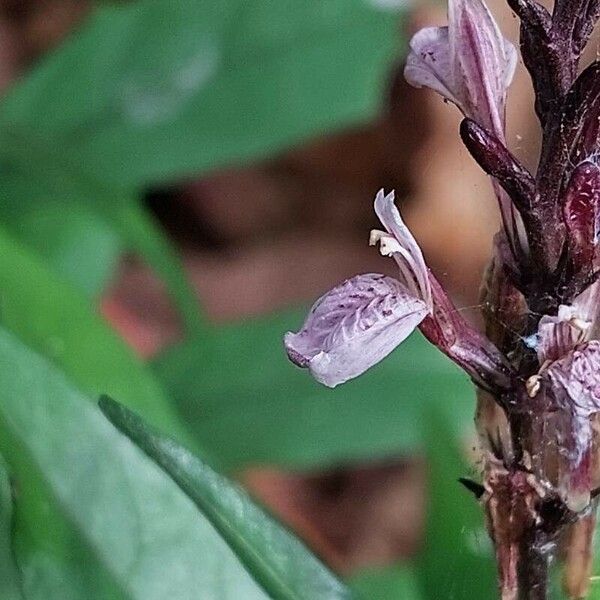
[
  {"xmin": 511, "ymin": 0, "xmax": 600, "ymax": 125},
  {"xmin": 560, "ymin": 62, "xmax": 600, "ymax": 164},
  {"xmin": 508, "ymin": 0, "xmax": 562, "ymax": 122},
  {"xmin": 539, "ymin": 61, "xmax": 600, "ymax": 201},
  {"xmin": 553, "ymin": 0, "xmax": 600, "ymax": 57},
  {"xmin": 460, "ymin": 118, "xmax": 535, "ymax": 215},
  {"xmin": 563, "ymin": 160, "xmax": 600, "ymax": 274},
  {"xmin": 508, "ymin": 0, "xmax": 550, "ymax": 33},
  {"xmin": 458, "ymin": 118, "xmax": 564, "ymax": 267},
  {"xmin": 572, "ymin": 0, "xmax": 600, "ymax": 56}
]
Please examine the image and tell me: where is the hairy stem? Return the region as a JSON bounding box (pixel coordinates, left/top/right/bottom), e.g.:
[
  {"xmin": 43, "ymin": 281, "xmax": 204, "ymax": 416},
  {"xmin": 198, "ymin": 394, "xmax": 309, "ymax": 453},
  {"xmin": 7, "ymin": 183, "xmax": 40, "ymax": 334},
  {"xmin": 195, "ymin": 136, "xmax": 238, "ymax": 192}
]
[{"xmin": 517, "ymin": 530, "xmax": 549, "ymax": 600}]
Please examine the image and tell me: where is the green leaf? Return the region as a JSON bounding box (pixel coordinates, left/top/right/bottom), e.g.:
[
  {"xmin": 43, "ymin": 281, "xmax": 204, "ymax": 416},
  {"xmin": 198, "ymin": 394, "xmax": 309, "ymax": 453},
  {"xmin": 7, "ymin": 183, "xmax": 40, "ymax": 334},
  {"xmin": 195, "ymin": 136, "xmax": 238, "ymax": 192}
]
[
  {"xmin": 0, "ymin": 141, "xmax": 204, "ymax": 332},
  {"xmin": 0, "ymin": 0, "xmax": 405, "ymax": 313},
  {"xmin": 153, "ymin": 309, "xmax": 474, "ymax": 471},
  {"xmin": 417, "ymin": 411, "xmax": 496, "ymax": 600},
  {"xmin": 0, "ymin": 225, "xmax": 196, "ymax": 453},
  {"xmin": 0, "ymin": 0, "xmax": 405, "ymax": 187},
  {"xmin": 349, "ymin": 564, "xmax": 421, "ymax": 600},
  {"xmin": 108, "ymin": 199, "xmax": 205, "ymax": 335},
  {"xmin": 0, "ymin": 195, "xmax": 121, "ymax": 297},
  {"xmin": 0, "ymin": 458, "xmax": 23, "ymax": 600},
  {"xmin": 99, "ymin": 395, "xmax": 352, "ymax": 600},
  {"xmin": 0, "ymin": 327, "xmax": 270, "ymax": 600},
  {"xmin": 0, "ymin": 151, "xmax": 123, "ymax": 297}
]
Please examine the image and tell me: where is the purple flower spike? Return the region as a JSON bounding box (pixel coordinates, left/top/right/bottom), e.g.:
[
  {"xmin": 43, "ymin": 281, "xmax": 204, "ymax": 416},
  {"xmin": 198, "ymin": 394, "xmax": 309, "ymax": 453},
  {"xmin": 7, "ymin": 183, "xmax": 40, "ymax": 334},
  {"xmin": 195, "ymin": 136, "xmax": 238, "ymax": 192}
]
[
  {"xmin": 284, "ymin": 190, "xmax": 432, "ymax": 387},
  {"xmin": 404, "ymin": 0, "xmax": 517, "ymax": 138}
]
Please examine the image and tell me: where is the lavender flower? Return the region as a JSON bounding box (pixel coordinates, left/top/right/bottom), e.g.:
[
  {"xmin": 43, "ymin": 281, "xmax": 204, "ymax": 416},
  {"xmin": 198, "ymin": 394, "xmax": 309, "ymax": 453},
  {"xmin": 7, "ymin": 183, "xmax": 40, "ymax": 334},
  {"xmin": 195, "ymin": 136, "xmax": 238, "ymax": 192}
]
[
  {"xmin": 532, "ymin": 341, "xmax": 600, "ymax": 513},
  {"xmin": 285, "ymin": 190, "xmax": 512, "ymax": 390},
  {"xmin": 405, "ymin": 0, "xmax": 524, "ymax": 256},
  {"xmin": 545, "ymin": 342, "xmax": 600, "ymax": 417},
  {"xmin": 536, "ymin": 282, "xmax": 600, "ymax": 365},
  {"xmin": 404, "ymin": 0, "xmax": 517, "ymax": 139},
  {"xmin": 284, "ymin": 190, "xmax": 432, "ymax": 388}
]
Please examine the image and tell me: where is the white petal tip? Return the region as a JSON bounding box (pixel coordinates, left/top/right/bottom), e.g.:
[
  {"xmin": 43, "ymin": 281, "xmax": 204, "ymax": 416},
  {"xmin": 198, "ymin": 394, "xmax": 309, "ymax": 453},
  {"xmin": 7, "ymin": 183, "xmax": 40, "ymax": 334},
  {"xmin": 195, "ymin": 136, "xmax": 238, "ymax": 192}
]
[{"xmin": 374, "ymin": 189, "xmax": 395, "ymax": 210}]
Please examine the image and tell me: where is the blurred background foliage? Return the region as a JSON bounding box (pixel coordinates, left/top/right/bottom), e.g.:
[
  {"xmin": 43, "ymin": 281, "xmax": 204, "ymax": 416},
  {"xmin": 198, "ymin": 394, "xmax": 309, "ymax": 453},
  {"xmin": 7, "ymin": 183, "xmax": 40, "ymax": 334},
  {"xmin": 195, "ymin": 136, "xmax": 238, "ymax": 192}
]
[{"xmin": 0, "ymin": 0, "xmax": 591, "ymax": 599}]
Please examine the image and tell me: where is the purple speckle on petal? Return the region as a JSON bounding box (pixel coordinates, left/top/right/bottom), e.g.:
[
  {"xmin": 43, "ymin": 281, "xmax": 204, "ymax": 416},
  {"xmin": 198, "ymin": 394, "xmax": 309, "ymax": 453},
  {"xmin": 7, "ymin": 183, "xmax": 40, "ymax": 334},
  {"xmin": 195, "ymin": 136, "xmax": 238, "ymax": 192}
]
[{"xmin": 282, "ymin": 272, "xmax": 429, "ymax": 387}]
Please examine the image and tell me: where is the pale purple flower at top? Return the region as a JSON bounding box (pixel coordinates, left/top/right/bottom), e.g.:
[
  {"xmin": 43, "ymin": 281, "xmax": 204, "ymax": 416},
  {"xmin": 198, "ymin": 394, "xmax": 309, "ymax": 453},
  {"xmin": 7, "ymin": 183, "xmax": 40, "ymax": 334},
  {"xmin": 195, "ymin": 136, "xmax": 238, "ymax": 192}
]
[
  {"xmin": 404, "ymin": 0, "xmax": 517, "ymax": 140},
  {"xmin": 284, "ymin": 189, "xmax": 432, "ymax": 388},
  {"xmin": 404, "ymin": 0, "xmax": 520, "ymax": 256}
]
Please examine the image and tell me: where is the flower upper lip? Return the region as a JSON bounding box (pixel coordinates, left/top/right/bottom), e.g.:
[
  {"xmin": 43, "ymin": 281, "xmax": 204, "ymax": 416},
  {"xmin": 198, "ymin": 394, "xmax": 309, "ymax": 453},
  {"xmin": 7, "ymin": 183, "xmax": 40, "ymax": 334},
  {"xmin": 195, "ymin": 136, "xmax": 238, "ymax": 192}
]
[{"xmin": 370, "ymin": 190, "xmax": 432, "ymax": 307}]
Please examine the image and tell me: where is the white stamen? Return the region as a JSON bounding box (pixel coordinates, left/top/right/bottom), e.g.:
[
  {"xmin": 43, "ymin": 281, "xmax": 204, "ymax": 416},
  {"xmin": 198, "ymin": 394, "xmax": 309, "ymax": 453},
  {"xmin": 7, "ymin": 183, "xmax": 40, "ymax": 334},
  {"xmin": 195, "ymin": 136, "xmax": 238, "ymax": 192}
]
[
  {"xmin": 369, "ymin": 229, "xmax": 402, "ymax": 256},
  {"xmin": 526, "ymin": 375, "xmax": 541, "ymax": 398}
]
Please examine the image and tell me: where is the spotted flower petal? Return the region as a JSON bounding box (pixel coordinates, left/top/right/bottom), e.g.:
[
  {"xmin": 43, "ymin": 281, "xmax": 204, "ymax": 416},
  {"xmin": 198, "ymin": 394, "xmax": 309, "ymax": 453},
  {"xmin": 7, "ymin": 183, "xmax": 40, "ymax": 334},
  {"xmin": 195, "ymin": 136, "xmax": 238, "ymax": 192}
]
[
  {"xmin": 284, "ymin": 274, "xmax": 429, "ymax": 388},
  {"xmin": 404, "ymin": 0, "xmax": 517, "ymax": 138},
  {"xmin": 404, "ymin": 27, "xmax": 455, "ymax": 103},
  {"xmin": 538, "ymin": 341, "xmax": 600, "ymax": 511},
  {"xmin": 545, "ymin": 340, "xmax": 600, "ymax": 415}
]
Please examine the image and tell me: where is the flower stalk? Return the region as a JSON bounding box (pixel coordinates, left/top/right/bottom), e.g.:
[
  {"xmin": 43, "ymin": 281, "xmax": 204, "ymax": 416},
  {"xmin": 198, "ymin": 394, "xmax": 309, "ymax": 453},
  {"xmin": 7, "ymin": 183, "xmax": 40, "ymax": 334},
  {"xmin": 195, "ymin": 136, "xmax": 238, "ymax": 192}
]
[{"xmin": 283, "ymin": 0, "xmax": 600, "ymax": 597}]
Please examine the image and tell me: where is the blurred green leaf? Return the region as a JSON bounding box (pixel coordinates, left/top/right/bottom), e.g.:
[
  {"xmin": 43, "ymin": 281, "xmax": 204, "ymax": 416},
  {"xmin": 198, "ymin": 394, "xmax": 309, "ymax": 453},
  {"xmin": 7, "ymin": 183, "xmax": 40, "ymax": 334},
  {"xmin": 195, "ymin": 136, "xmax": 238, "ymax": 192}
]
[
  {"xmin": 588, "ymin": 532, "xmax": 600, "ymax": 599},
  {"xmin": 0, "ymin": 197, "xmax": 121, "ymax": 297},
  {"xmin": 0, "ymin": 327, "xmax": 269, "ymax": 600},
  {"xmin": 0, "ymin": 0, "xmax": 404, "ymax": 187},
  {"xmin": 0, "ymin": 139, "xmax": 204, "ymax": 332},
  {"xmin": 417, "ymin": 412, "xmax": 496, "ymax": 600},
  {"xmin": 0, "ymin": 226, "xmax": 197, "ymax": 452},
  {"xmin": 109, "ymin": 199, "xmax": 204, "ymax": 335},
  {"xmin": 0, "ymin": 458, "xmax": 23, "ymax": 600},
  {"xmin": 100, "ymin": 395, "xmax": 353, "ymax": 600},
  {"xmin": 349, "ymin": 563, "xmax": 421, "ymax": 600},
  {"xmin": 0, "ymin": 151, "xmax": 123, "ymax": 297},
  {"xmin": 0, "ymin": 0, "xmax": 405, "ymax": 309},
  {"xmin": 153, "ymin": 310, "xmax": 473, "ymax": 471}
]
